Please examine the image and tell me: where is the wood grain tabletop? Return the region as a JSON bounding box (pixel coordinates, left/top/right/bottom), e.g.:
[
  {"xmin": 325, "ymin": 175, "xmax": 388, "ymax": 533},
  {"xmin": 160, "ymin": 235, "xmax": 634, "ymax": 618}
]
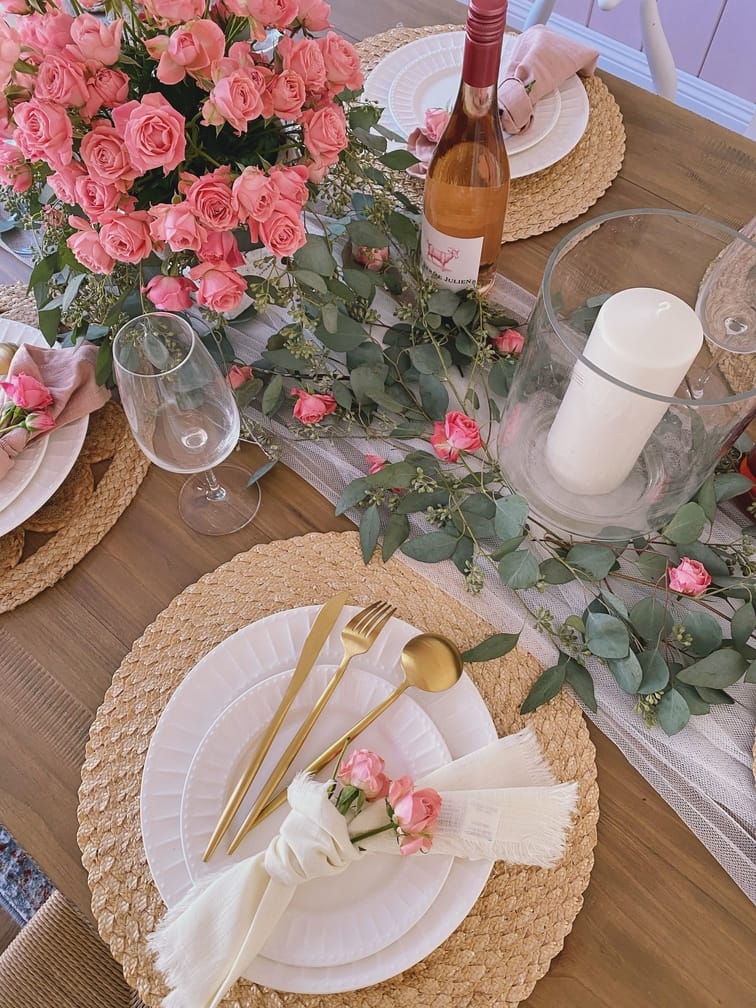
[{"xmin": 0, "ymin": 0, "xmax": 754, "ymax": 1004}]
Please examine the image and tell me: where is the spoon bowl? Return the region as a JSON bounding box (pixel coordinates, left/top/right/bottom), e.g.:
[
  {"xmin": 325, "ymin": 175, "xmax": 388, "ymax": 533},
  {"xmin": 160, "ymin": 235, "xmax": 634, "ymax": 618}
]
[{"xmin": 399, "ymin": 633, "xmax": 464, "ymax": 693}]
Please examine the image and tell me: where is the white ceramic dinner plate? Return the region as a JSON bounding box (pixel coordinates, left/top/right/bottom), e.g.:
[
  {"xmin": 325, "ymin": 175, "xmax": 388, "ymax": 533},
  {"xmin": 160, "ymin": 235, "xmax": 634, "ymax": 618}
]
[
  {"xmin": 387, "ymin": 40, "xmax": 561, "ymax": 156},
  {"xmin": 141, "ymin": 605, "xmax": 497, "ymax": 994},
  {"xmin": 364, "ymin": 32, "xmax": 590, "ymax": 180},
  {"xmin": 180, "ymin": 666, "xmax": 453, "ymax": 968},
  {"xmin": 0, "ymin": 319, "xmax": 88, "ymax": 537}
]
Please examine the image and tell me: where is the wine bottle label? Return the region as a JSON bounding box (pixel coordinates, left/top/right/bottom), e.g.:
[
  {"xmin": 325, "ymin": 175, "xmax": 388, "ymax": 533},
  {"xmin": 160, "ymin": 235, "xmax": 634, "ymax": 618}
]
[{"xmin": 420, "ymin": 217, "xmax": 483, "ymax": 290}]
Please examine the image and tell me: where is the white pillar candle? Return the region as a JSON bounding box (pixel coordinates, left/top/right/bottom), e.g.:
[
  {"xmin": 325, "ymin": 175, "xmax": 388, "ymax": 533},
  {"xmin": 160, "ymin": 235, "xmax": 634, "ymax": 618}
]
[{"xmin": 545, "ymin": 288, "xmax": 703, "ymax": 496}]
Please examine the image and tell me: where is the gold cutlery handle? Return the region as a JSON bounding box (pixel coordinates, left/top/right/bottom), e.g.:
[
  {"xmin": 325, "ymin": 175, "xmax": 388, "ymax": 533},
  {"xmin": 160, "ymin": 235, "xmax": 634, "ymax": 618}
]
[
  {"xmin": 254, "ymin": 681, "xmax": 409, "ymax": 827},
  {"xmin": 227, "ymin": 656, "xmax": 352, "ymax": 853}
]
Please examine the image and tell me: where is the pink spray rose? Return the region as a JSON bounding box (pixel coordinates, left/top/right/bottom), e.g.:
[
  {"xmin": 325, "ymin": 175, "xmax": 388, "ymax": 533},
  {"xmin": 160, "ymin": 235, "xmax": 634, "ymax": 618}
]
[
  {"xmin": 199, "ymin": 229, "xmax": 244, "ymax": 268},
  {"xmin": 268, "ymin": 69, "xmax": 306, "ymax": 121},
  {"xmin": 258, "ymin": 200, "xmax": 307, "ymax": 258},
  {"xmin": 667, "ymin": 558, "xmax": 711, "ymax": 597},
  {"xmin": 23, "ymin": 410, "xmax": 56, "ymax": 433},
  {"xmin": 33, "ymin": 55, "xmax": 89, "ymax": 109},
  {"xmin": 82, "ymin": 67, "xmax": 130, "ymax": 120},
  {"xmin": 316, "ymin": 32, "xmax": 363, "ymax": 96},
  {"xmin": 189, "ymin": 260, "xmax": 248, "ymax": 313},
  {"xmin": 296, "ymin": 0, "xmax": 331, "ymax": 31},
  {"xmin": 491, "ymin": 327, "xmax": 525, "ymax": 356},
  {"xmin": 203, "ymin": 69, "xmax": 266, "ymax": 134},
  {"xmin": 302, "ymin": 103, "xmax": 348, "ymax": 164},
  {"xmin": 66, "ymin": 216, "xmax": 114, "ymax": 273},
  {"xmin": 241, "ymin": 0, "xmax": 299, "ymax": 29},
  {"xmin": 0, "ymin": 20, "xmax": 20, "ymax": 90},
  {"xmin": 13, "ymin": 98, "xmax": 73, "ymax": 171},
  {"xmin": 406, "ymin": 107, "xmax": 451, "ymax": 178},
  {"xmin": 0, "ymin": 143, "xmax": 32, "ymax": 193},
  {"xmin": 79, "ymin": 123, "xmax": 134, "ymax": 189},
  {"xmin": 430, "ymin": 411, "xmax": 483, "ymax": 462},
  {"xmin": 291, "ymin": 387, "xmax": 337, "ymax": 424},
  {"xmin": 142, "ymin": 275, "xmax": 195, "ymax": 312},
  {"xmin": 74, "ymin": 174, "xmax": 127, "ymax": 223},
  {"xmin": 149, "ymin": 201, "xmax": 207, "ymax": 253},
  {"xmin": 180, "ymin": 168, "xmax": 239, "ymax": 231},
  {"xmin": 0, "ymin": 372, "xmax": 53, "ymax": 410},
  {"xmin": 98, "ymin": 210, "xmax": 153, "ymax": 264},
  {"xmin": 353, "ymin": 245, "xmax": 389, "ymax": 271},
  {"xmin": 387, "ymin": 777, "xmax": 442, "ymax": 856},
  {"xmin": 233, "ymin": 166, "xmax": 278, "ymax": 225},
  {"xmin": 269, "ymin": 164, "xmax": 309, "ymax": 207},
  {"xmin": 112, "ymin": 93, "xmax": 186, "ymax": 175},
  {"xmin": 365, "ymin": 454, "xmax": 386, "ymax": 475},
  {"xmin": 276, "ymin": 34, "xmax": 327, "ymax": 94},
  {"xmin": 68, "ymin": 13, "xmax": 123, "ymax": 65},
  {"xmin": 227, "ymin": 364, "xmax": 254, "ymax": 389},
  {"xmin": 147, "ymin": 20, "xmax": 225, "ymax": 87},
  {"xmin": 16, "ymin": 11, "xmax": 74, "ymax": 56},
  {"xmin": 337, "ymin": 750, "xmax": 390, "ymax": 800},
  {"xmin": 140, "ymin": 0, "xmax": 206, "ymax": 27}
]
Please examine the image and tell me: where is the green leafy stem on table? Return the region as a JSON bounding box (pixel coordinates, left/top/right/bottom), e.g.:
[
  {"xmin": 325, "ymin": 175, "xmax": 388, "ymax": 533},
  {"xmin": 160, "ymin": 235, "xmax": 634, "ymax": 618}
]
[{"xmin": 7, "ymin": 98, "xmax": 756, "ymax": 736}]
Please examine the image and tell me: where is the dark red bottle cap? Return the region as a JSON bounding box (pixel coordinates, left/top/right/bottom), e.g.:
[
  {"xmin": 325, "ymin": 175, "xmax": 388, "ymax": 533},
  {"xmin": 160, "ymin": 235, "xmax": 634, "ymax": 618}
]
[{"xmin": 462, "ymin": 0, "xmax": 508, "ymax": 88}]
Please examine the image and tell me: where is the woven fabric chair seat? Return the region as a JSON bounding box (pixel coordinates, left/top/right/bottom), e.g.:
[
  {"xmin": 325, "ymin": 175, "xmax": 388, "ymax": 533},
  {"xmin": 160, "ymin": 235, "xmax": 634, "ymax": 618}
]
[{"xmin": 0, "ymin": 891, "xmax": 139, "ymax": 1008}]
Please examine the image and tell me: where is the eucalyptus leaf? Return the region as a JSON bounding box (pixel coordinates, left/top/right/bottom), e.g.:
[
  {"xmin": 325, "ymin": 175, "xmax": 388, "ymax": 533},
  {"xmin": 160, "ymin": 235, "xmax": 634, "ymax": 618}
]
[
  {"xmin": 490, "ymin": 535, "xmax": 526, "ymax": 560},
  {"xmin": 584, "ymin": 612, "xmax": 630, "ymax": 659},
  {"xmin": 330, "ymin": 380, "xmax": 353, "ymax": 410},
  {"xmin": 359, "ymin": 503, "xmax": 380, "ymax": 563},
  {"xmin": 321, "ymin": 302, "xmax": 339, "ymax": 334},
  {"xmin": 539, "ymin": 557, "xmax": 575, "ymax": 585},
  {"xmin": 335, "ymin": 477, "xmax": 369, "ymax": 515},
  {"xmin": 364, "ymin": 460, "xmax": 416, "ymax": 488},
  {"xmin": 460, "ymin": 494, "xmax": 496, "ymax": 537},
  {"xmin": 714, "ymin": 472, "xmax": 753, "ymax": 502},
  {"xmin": 694, "ymin": 685, "xmax": 735, "ymax": 704},
  {"xmin": 656, "ymin": 689, "xmax": 690, "ymax": 735},
  {"xmin": 745, "ymin": 660, "xmax": 756, "ymax": 684},
  {"xmin": 661, "ymin": 502, "xmax": 706, "ymax": 545},
  {"xmin": 379, "ymin": 149, "xmax": 419, "ymax": 170},
  {"xmin": 565, "ymin": 543, "xmax": 617, "ymax": 580},
  {"xmin": 730, "ymin": 602, "xmax": 756, "ymax": 651},
  {"xmin": 246, "ymin": 458, "xmax": 277, "ymax": 486},
  {"xmin": 94, "ymin": 339, "xmax": 113, "ymax": 386},
  {"xmin": 682, "ymin": 611, "xmax": 723, "ymax": 656},
  {"xmin": 61, "ymin": 272, "xmax": 87, "ymax": 313},
  {"xmin": 452, "ymin": 300, "xmax": 478, "ymax": 328},
  {"xmin": 489, "ymin": 358, "xmax": 514, "ymax": 397},
  {"xmin": 293, "ymin": 269, "xmax": 328, "ymax": 293},
  {"xmin": 494, "ymin": 494, "xmax": 528, "ymax": 539},
  {"xmin": 462, "ymin": 631, "xmax": 521, "ymax": 662},
  {"xmin": 292, "ymin": 234, "xmax": 336, "ymax": 276},
  {"xmin": 386, "ymin": 211, "xmax": 420, "ymax": 252},
  {"xmin": 498, "ymin": 549, "xmax": 540, "ymax": 589},
  {"xmin": 676, "ymin": 648, "xmax": 746, "ymax": 688},
  {"xmin": 607, "ymin": 651, "xmax": 643, "ymax": 693},
  {"xmin": 674, "ymin": 682, "xmax": 710, "ymax": 715},
  {"xmin": 349, "ymin": 363, "xmax": 389, "ymax": 404},
  {"xmin": 630, "ymin": 597, "xmax": 671, "ymax": 642},
  {"xmin": 637, "ymin": 650, "xmax": 670, "ymax": 694},
  {"xmin": 261, "ymin": 373, "xmax": 284, "ymax": 415},
  {"xmin": 342, "ymin": 268, "xmax": 375, "ymax": 300},
  {"xmin": 564, "ymin": 615, "xmax": 586, "ymax": 634},
  {"xmin": 381, "ymin": 513, "xmax": 410, "ymax": 561},
  {"xmin": 401, "ymin": 531, "xmax": 459, "ymax": 563},
  {"xmin": 428, "ymin": 289, "xmax": 462, "ymax": 316},
  {"xmin": 565, "ymin": 660, "xmax": 597, "ymax": 712},
  {"xmin": 451, "ymin": 534, "xmax": 474, "ymax": 574},
  {"xmin": 599, "ymin": 588, "xmax": 629, "ymax": 621},
  {"xmin": 673, "ymin": 541, "xmax": 729, "ymax": 578},
  {"xmin": 419, "ymin": 373, "xmax": 449, "ymax": 420},
  {"xmin": 634, "ymin": 551, "xmax": 668, "ymax": 583},
  {"xmin": 696, "ymin": 472, "xmax": 717, "ymax": 522},
  {"xmin": 409, "ymin": 343, "xmax": 449, "ymax": 375},
  {"xmin": 346, "ymin": 219, "xmax": 389, "ymax": 249},
  {"xmin": 520, "ymin": 663, "xmax": 566, "ymax": 714}
]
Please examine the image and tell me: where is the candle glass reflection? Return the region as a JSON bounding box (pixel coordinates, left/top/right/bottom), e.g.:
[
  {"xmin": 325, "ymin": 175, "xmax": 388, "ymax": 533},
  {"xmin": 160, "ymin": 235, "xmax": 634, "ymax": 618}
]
[{"xmin": 498, "ymin": 210, "xmax": 756, "ymax": 541}]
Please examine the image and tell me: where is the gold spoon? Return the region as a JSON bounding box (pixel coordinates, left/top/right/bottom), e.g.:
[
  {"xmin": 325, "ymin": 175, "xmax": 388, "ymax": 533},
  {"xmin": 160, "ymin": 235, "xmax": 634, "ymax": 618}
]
[{"xmin": 251, "ymin": 633, "xmax": 464, "ymax": 828}]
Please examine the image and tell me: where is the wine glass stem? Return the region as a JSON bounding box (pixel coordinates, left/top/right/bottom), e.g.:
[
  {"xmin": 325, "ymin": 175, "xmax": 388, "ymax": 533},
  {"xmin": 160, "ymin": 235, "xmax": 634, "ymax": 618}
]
[{"xmin": 203, "ymin": 468, "xmax": 227, "ymax": 503}]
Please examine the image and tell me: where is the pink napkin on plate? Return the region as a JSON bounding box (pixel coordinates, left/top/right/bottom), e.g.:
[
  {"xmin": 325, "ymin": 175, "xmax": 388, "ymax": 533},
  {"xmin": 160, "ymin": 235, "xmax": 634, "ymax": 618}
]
[
  {"xmin": 0, "ymin": 341, "xmax": 110, "ymax": 480},
  {"xmin": 498, "ymin": 25, "xmax": 598, "ymax": 134}
]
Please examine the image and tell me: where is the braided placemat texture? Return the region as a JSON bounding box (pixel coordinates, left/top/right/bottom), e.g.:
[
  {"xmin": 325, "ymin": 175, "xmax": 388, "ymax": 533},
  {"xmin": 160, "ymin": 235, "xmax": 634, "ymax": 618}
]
[
  {"xmin": 356, "ymin": 25, "xmax": 626, "ymax": 243},
  {"xmin": 78, "ymin": 531, "xmax": 598, "ymax": 1008},
  {"xmin": 0, "ymin": 284, "xmax": 150, "ymax": 612}
]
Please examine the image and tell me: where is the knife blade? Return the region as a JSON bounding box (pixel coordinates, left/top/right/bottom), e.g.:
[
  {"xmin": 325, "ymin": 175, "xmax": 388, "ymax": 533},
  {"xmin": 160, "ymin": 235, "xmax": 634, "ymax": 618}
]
[{"xmin": 202, "ymin": 589, "xmax": 349, "ymax": 861}]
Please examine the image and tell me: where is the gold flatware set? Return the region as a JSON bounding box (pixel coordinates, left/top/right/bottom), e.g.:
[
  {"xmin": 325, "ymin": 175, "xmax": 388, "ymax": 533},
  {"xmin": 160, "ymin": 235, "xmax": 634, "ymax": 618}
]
[{"xmin": 204, "ymin": 594, "xmax": 464, "ymax": 860}]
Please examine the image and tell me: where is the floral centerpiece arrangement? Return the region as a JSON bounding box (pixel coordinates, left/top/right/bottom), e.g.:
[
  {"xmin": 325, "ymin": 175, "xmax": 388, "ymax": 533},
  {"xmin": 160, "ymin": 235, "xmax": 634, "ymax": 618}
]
[{"xmin": 1, "ymin": 0, "xmax": 754, "ymax": 736}]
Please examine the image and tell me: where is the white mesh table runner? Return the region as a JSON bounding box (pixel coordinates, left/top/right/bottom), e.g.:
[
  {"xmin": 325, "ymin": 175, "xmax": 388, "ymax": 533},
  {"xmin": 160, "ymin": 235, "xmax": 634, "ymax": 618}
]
[{"xmin": 229, "ymin": 271, "xmax": 756, "ymax": 905}]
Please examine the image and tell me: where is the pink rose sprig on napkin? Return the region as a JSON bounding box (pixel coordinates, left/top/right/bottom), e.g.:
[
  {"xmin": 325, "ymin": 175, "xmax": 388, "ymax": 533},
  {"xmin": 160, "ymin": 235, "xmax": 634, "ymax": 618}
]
[
  {"xmin": 0, "ymin": 372, "xmax": 56, "ymax": 437},
  {"xmin": 333, "ymin": 748, "xmax": 442, "ymax": 856}
]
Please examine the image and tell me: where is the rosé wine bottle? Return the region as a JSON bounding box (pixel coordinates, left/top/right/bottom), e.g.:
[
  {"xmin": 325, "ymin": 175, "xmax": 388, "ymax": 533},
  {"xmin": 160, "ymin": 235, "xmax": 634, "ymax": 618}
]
[{"xmin": 421, "ymin": 0, "xmax": 510, "ymax": 295}]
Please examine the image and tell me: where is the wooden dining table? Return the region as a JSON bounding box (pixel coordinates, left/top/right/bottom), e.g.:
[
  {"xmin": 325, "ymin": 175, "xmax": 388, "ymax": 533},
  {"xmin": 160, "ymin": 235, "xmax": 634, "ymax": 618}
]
[{"xmin": 1, "ymin": 0, "xmax": 755, "ymax": 1004}]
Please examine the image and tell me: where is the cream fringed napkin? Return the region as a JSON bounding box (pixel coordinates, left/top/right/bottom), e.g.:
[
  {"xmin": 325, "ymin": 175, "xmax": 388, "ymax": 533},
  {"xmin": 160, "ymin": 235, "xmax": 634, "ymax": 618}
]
[{"xmin": 149, "ymin": 728, "xmax": 579, "ymax": 1008}]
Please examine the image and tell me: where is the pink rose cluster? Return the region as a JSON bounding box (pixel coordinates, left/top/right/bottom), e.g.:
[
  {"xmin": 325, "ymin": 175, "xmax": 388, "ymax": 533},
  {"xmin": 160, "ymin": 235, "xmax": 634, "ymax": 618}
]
[
  {"xmin": 0, "ymin": 0, "xmax": 363, "ymax": 316},
  {"xmin": 336, "ymin": 749, "xmax": 442, "ymax": 856},
  {"xmin": 430, "ymin": 410, "xmax": 484, "ymax": 462}
]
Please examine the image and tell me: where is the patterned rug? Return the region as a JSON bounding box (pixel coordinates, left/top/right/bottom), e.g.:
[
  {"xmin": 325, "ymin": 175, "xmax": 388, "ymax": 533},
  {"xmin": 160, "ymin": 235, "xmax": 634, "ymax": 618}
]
[{"xmin": 0, "ymin": 824, "xmax": 53, "ymax": 926}]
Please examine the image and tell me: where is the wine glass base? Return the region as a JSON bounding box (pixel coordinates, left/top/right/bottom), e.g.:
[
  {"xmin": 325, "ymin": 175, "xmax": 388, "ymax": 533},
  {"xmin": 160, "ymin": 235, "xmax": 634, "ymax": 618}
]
[{"xmin": 179, "ymin": 464, "xmax": 261, "ymax": 536}]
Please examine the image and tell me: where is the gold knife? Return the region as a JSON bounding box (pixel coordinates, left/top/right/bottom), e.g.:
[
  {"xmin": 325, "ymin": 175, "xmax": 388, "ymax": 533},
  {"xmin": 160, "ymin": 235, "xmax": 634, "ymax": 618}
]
[{"xmin": 202, "ymin": 590, "xmax": 349, "ymax": 861}]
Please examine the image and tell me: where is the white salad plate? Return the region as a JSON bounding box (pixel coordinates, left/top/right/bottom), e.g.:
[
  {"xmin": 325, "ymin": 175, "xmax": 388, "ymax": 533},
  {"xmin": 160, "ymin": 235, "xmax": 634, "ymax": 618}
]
[
  {"xmin": 0, "ymin": 319, "xmax": 88, "ymax": 537},
  {"xmin": 180, "ymin": 666, "xmax": 453, "ymax": 969},
  {"xmin": 387, "ymin": 43, "xmax": 561, "ymax": 157},
  {"xmin": 364, "ymin": 32, "xmax": 590, "ymax": 179},
  {"xmin": 141, "ymin": 605, "xmax": 497, "ymax": 994}
]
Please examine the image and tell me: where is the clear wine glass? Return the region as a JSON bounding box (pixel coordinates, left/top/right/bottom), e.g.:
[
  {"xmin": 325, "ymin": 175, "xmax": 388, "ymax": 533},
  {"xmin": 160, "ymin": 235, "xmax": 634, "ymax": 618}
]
[{"xmin": 113, "ymin": 312, "xmax": 260, "ymax": 535}]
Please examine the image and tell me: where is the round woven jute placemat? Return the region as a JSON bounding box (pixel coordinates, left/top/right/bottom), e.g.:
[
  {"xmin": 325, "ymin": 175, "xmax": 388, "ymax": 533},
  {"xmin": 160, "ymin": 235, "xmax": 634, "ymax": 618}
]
[
  {"xmin": 357, "ymin": 25, "xmax": 626, "ymax": 243},
  {"xmin": 0, "ymin": 283, "xmax": 150, "ymax": 612},
  {"xmin": 78, "ymin": 531, "xmax": 598, "ymax": 1008}
]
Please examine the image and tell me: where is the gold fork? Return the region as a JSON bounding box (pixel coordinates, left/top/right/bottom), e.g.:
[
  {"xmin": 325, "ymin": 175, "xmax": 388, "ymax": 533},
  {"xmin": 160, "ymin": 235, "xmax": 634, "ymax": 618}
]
[{"xmin": 227, "ymin": 600, "xmax": 396, "ymax": 854}]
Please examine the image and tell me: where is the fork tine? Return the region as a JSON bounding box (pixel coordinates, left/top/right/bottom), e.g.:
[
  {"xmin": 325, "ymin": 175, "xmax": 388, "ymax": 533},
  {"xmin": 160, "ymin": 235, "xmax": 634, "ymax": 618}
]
[
  {"xmin": 346, "ymin": 600, "xmax": 384, "ymax": 633},
  {"xmin": 362, "ymin": 602, "xmax": 396, "ymax": 640}
]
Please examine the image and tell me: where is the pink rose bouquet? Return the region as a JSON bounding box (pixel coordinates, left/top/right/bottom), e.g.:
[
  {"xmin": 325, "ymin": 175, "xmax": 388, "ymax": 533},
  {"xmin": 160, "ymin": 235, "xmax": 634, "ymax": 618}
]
[{"xmin": 0, "ymin": 0, "xmax": 364, "ymax": 364}]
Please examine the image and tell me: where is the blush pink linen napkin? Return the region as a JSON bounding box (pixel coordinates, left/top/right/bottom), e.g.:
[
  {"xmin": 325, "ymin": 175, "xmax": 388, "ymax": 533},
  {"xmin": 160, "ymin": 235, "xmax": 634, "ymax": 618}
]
[
  {"xmin": 498, "ymin": 25, "xmax": 598, "ymax": 134},
  {"xmin": 0, "ymin": 342, "xmax": 110, "ymax": 480}
]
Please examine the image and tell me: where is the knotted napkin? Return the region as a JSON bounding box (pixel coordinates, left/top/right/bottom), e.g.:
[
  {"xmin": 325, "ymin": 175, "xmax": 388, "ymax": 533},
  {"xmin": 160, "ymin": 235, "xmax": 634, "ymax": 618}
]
[
  {"xmin": 498, "ymin": 25, "xmax": 599, "ymax": 134},
  {"xmin": 0, "ymin": 342, "xmax": 109, "ymax": 480},
  {"xmin": 149, "ymin": 727, "xmax": 579, "ymax": 1008}
]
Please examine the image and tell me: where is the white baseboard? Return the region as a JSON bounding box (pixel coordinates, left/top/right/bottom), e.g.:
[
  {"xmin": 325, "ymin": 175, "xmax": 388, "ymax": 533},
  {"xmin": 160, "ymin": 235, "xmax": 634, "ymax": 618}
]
[{"xmin": 456, "ymin": 0, "xmax": 756, "ymax": 136}]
